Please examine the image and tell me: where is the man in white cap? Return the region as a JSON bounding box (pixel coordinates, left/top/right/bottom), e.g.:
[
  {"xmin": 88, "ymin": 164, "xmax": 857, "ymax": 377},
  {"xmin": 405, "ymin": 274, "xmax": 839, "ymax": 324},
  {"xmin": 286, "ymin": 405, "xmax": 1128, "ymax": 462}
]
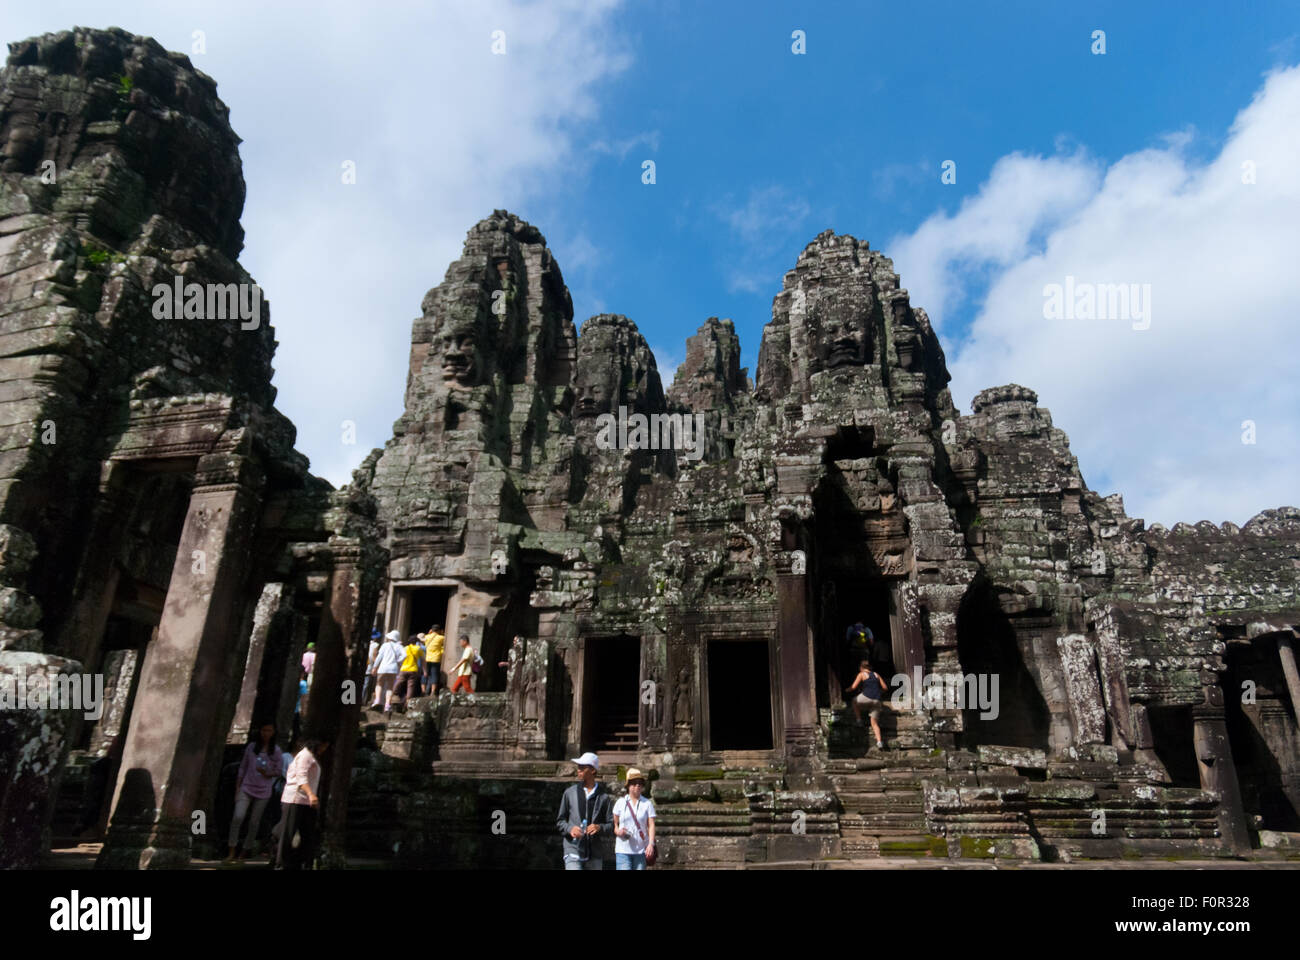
[
  {"xmin": 555, "ymin": 752, "xmax": 612, "ymax": 870},
  {"xmin": 371, "ymin": 630, "xmax": 404, "ymax": 713}
]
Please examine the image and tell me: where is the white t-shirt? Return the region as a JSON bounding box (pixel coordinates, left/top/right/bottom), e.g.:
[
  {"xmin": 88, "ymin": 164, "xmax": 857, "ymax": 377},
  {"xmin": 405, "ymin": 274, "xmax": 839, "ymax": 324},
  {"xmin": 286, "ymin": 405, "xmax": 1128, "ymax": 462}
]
[
  {"xmin": 375, "ymin": 640, "xmax": 404, "ymax": 675},
  {"xmin": 280, "ymin": 748, "xmax": 321, "ymax": 806},
  {"xmin": 613, "ymin": 796, "xmax": 655, "ymax": 855}
]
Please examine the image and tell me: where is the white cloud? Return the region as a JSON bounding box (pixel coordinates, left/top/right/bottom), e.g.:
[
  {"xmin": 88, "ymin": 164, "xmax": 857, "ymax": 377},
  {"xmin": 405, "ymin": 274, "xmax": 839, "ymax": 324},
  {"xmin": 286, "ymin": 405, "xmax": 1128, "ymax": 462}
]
[
  {"xmin": 715, "ymin": 185, "xmax": 811, "ymax": 294},
  {"xmin": 888, "ymin": 65, "xmax": 1300, "ymax": 527},
  {"xmin": 589, "ymin": 130, "xmax": 661, "ymax": 160},
  {"xmin": 4, "ymin": 0, "xmax": 630, "ymax": 486}
]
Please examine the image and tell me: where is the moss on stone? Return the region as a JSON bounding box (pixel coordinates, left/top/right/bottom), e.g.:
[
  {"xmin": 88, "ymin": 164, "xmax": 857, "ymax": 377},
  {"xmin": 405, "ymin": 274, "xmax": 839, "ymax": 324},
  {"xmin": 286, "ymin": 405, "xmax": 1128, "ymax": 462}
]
[
  {"xmin": 673, "ymin": 768, "xmax": 723, "ymax": 781},
  {"xmin": 958, "ymin": 836, "xmax": 993, "ymax": 859},
  {"xmin": 880, "ymin": 837, "xmax": 940, "ymax": 857}
]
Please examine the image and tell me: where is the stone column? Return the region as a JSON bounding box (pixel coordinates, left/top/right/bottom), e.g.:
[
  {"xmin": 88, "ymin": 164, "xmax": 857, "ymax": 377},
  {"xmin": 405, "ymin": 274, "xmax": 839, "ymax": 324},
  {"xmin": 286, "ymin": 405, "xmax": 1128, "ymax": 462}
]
[
  {"xmin": 777, "ymin": 553, "xmax": 817, "ymax": 765},
  {"xmin": 1191, "ymin": 674, "xmax": 1251, "ymax": 856},
  {"xmin": 892, "ymin": 580, "xmax": 926, "ymax": 678},
  {"xmin": 227, "ymin": 582, "xmax": 291, "ymax": 745},
  {"xmin": 97, "ymin": 457, "xmax": 261, "ymax": 869},
  {"xmin": 1056, "ymin": 634, "xmax": 1106, "ymax": 745},
  {"xmin": 313, "ymin": 545, "xmax": 377, "ymax": 868},
  {"xmin": 276, "ymin": 612, "xmax": 311, "ymax": 738},
  {"xmin": 1275, "ymin": 631, "xmax": 1300, "ymax": 720},
  {"xmin": 638, "ymin": 630, "xmax": 667, "ymax": 755}
]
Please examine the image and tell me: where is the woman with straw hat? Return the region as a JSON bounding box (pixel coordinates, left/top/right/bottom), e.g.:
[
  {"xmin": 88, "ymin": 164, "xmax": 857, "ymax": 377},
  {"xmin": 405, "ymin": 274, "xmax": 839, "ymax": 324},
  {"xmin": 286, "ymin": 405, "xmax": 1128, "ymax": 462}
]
[{"xmin": 612, "ymin": 768, "xmax": 656, "ymax": 870}]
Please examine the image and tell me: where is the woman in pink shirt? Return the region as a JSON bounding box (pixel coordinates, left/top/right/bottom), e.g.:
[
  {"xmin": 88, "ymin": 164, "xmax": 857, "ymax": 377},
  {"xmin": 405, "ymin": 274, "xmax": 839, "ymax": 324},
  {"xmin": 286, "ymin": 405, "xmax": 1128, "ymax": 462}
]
[{"xmin": 276, "ymin": 738, "xmax": 329, "ymax": 871}]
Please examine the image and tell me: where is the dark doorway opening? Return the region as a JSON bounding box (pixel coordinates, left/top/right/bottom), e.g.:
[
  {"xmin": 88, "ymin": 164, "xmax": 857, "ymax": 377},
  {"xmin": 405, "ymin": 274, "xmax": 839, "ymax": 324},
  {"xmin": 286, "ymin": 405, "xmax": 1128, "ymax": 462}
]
[
  {"xmin": 1222, "ymin": 638, "xmax": 1300, "ymax": 830},
  {"xmin": 955, "ymin": 581, "xmax": 1051, "ymax": 751},
  {"xmin": 479, "ymin": 567, "xmax": 540, "ymax": 692},
  {"xmin": 1148, "ymin": 706, "xmax": 1200, "ymax": 789},
  {"xmin": 707, "ymin": 640, "xmax": 773, "ymax": 751},
  {"xmin": 846, "ymin": 582, "xmax": 894, "ymax": 677},
  {"xmin": 408, "ymin": 588, "xmax": 451, "ymax": 640},
  {"xmin": 584, "ymin": 635, "xmax": 641, "ymax": 754}
]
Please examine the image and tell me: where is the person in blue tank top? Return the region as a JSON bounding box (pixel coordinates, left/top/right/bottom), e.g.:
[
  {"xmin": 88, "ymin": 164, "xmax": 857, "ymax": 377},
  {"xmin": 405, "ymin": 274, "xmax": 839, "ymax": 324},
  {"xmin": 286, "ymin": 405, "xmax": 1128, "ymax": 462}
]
[{"xmin": 847, "ymin": 659, "xmax": 889, "ymax": 750}]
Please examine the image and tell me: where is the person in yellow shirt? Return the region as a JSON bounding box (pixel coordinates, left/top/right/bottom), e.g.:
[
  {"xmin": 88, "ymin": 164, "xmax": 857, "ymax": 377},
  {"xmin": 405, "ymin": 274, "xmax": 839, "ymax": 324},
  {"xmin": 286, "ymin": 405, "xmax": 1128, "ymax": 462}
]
[
  {"xmin": 392, "ymin": 634, "xmax": 423, "ymax": 710},
  {"xmin": 422, "ymin": 624, "xmax": 445, "ymax": 696}
]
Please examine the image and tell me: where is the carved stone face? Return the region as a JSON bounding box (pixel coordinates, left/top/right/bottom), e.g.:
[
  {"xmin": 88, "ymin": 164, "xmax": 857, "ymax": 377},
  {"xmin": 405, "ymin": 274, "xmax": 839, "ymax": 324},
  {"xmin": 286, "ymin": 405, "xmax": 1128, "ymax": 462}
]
[
  {"xmin": 809, "ymin": 289, "xmax": 874, "ymax": 371},
  {"xmin": 574, "ymin": 337, "xmax": 622, "ymax": 418},
  {"xmin": 438, "ymin": 325, "xmax": 478, "ymax": 387},
  {"xmin": 573, "ymin": 364, "xmax": 613, "ymax": 419}
]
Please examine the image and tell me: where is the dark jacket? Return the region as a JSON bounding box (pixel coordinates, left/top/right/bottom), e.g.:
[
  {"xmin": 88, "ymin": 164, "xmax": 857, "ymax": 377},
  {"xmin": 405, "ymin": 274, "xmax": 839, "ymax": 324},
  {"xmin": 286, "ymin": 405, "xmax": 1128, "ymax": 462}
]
[{"xmin": 556, "ymin": 781, "xmax": 614, "ymax": 862}]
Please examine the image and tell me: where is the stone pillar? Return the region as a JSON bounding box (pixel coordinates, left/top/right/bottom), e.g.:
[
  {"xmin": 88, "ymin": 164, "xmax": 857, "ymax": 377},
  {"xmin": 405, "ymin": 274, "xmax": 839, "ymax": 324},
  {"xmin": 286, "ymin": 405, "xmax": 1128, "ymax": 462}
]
[
  {"xmin": 519, "ymin": 636, "xmax": 550, "ymax": 758},
  {"xmin": 777, "ymin": 553, "xmax": 817, "ymax": 765},
  {"xmin": 1275, "ymin": 632, "xmax": 1300, "ymax": 720},
  {"xmin": 277, "ymin": 613, "xmax": 311, "ymax": 738},
  {"xmin": 227, "ymin": 582, "xmax": 290, "ymax": 745},
  {"xmin": 313, "ymin": 545, "xmax": 377, "ymax": 868},
  {"xmin": 97, "ymin": 458, "xmax": 261, "ymax": 869},
  {"xmin": 892, "ymin": 581, "xmax": 926, "ymax": 678},
  {"xmin": 89, "ymin": 647, "xmax": 142, "ymax": 756},
  {"xmin": 638, "ymin": 630, "xmax": 667, "ymax": 755},
  {"xmin": 1191, "ymin": 675, "xmax": 1251, "ymax": 856},
  {"xmin": 1056, "ymin": 634, "xmax": 1106, "ymax": 745}
]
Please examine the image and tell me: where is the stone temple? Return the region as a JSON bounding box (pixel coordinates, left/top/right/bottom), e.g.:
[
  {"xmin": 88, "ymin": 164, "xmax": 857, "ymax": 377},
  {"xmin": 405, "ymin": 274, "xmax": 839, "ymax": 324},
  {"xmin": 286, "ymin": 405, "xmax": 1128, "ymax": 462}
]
[{"xmin": 0, "ymin": 28, "xmax": 1297, "ymax": 869}]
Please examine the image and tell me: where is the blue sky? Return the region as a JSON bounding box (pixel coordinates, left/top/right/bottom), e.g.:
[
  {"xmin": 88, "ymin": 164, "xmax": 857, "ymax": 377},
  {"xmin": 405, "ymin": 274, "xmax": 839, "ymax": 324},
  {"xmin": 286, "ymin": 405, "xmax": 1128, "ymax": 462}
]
[{"xmin": 4, "ymin": 2, "xmax": 1298, "ymax": 525}]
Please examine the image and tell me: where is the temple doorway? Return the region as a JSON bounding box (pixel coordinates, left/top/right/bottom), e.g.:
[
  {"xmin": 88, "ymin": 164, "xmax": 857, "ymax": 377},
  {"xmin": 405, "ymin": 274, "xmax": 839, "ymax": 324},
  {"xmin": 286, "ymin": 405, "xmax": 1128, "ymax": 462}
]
[
  {"xmin": 955, "ymin": 581, "xmax": 1051, "ymax": 750},
  {"xmin": 817, "ymin": 575, "xmax": 895, "ymax": 708},
  {"xmin": 1148, "ymin": 706, "xmax": 1200, "ymax": 788},
  {"xmin": 1222, "ymin": 637, "xmax": 1300, "ymax": 830},
  {"xmin": 706, "ymin": 639, "xmax": 774, "ymax": 751},
  {"xmin": 407, "ymin": 587, "xmax": 451, "ymax": 639},
  {"xmin": 583, "ymin": 634, "xmax": 641, "ymax": 755}
]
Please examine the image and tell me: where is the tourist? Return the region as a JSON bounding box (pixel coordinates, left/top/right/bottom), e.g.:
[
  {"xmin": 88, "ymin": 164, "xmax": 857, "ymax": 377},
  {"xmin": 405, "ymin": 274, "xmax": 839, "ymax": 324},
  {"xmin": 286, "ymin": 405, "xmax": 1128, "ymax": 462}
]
[
  {"xmin": 391, "ymin": 633, "xmax": 424, "ymax": 710},
  {"xmin": 277, "ymin": 738, "xmax": 329, "ymax": 871},
  {"xmin": 612, "ymin": 767, "xmax": 656, "ymax": 870},
  {"xmin": 291, "ymin": 670, "xmax": 308, "ymax": 741},
  {"xmin": 847, "ymin": 659, "xmax": 889, "ymax": 749},
  {"xmin": 422, "ymin": 624, "xmax": 445, "ymax": 696},
  {"xmin": 371, "ymin": 630, "xmax": 404, "ymax": 713},
  {"xmin": 556, "ymin": 752, "xmax": 612, "ymax": 870},
  {"xmin": 301, "ymin": 642, "xmax": 317, "ymax": 687},
  {"xmin": 846, "ymin": 621, "xmax": 874, "ymax": 661},
  {"xmin": 362, "ymin": 629, "xmax": 382, "ymax": 704},
  {"xmin": 226, "ymin": 722, "xmax": 283, "ymax": 862},
  {"xmin": 449, "ymin": 635, "xmax": 477, "ymax": 694}
]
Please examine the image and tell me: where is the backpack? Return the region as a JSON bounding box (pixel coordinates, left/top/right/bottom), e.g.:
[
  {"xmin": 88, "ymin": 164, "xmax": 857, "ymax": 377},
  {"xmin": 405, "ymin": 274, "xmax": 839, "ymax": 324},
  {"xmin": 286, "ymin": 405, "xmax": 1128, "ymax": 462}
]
[{"xmin": 470, "ymin": 651, "xmax": 483, "ymax": 674}]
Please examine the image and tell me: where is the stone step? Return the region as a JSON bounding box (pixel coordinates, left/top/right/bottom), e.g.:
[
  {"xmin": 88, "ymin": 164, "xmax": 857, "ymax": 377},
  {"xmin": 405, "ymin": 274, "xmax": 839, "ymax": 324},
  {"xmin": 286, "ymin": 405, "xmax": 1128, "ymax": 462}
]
[
  {"xmin": 839, "ymin": 791, "xmax": 926, "ymax": 804},
  {"xmin": 837, "ymin": 835, "xmax": 948, "ymax": 858}
]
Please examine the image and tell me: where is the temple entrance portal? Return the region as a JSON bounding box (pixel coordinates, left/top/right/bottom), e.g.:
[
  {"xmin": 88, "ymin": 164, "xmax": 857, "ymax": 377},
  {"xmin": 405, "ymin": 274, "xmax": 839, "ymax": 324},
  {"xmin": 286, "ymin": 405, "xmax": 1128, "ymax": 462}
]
[
  {"xmin": 408, "ymin": 587, "xmax": 451, "ymax": 639},
  {"xmin": 706, "ymin": 639, "xmax": 774, "ymax": 751},
  {"xmin": 583, "ymin": 634, "xmax": 641, "ymax": 755},
  {"xmin": 1222, "ymin": 637, "xmax": 1300, "ymax": 830}
]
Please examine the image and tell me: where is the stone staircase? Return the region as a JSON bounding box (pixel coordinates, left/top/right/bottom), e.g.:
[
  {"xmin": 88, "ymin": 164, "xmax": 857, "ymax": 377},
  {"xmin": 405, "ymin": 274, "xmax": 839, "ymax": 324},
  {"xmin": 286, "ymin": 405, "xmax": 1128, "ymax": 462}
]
[
  {"xmin": 591, "ymin": 717, "xmax": 639, "ymax": 756},
  {"xmin": 829, "ymin": 764, "xmax": 940, "ymax": 857},
  {"xmin": 825, "ymin": 703, "xmax": 936, "ymax": 756}
]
